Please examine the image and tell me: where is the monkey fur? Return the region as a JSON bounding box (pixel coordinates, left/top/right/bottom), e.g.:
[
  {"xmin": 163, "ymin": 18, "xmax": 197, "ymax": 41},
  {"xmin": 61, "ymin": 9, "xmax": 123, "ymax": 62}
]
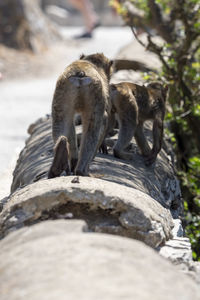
[
  {"xmin": 48, "ymin": 53, "xmax": 113, "ymax": 178},
  {"xmin": 109, "ymin": 81, "xmax": 168, "ymax": 165}
]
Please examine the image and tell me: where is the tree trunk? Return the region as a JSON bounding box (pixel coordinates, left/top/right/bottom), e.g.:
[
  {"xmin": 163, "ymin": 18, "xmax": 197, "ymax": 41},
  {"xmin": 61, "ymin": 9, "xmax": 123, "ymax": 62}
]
[{"xmin": 0, "ymin": 0, "xmax": 61, "ymax": 52}]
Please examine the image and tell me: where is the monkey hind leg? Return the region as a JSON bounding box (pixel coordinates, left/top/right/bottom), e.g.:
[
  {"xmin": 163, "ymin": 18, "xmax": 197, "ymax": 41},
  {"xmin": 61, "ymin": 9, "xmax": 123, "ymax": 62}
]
[
  {"xmin": 48, "ymin": 136, "xmax": 70, "ymax": 179},
  {"xmin": 134, "ymin": 123, "xmax": 151, "ymax": 157},
  {"xmin": 75, "ymin": 107, "xmax": 105, "ymax": 176},
  {"xmin": 143, "ymin": 118, "xmax": 163, "ymax": 166},
  {"xmin": 113, "ymin": 119, "xmax": 137, "ymax": 160},
  {"xmin": 99, "ymin": 110, "xmax": 116, "ymax": 154}
]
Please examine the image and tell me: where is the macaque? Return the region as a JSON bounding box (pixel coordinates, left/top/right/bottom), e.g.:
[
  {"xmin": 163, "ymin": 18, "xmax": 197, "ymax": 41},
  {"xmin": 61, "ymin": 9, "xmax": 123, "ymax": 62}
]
[
  {"xmin": 48, "ymin": 53, "xmax": 113, "ymax": 178},
  {"xmin": 109, "ymin": 81, "xmax": 168, "ymax": 165}
]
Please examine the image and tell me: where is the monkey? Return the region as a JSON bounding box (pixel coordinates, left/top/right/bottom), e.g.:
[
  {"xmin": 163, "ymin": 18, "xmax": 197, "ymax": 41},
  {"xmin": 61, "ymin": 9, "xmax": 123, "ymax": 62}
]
[
  {"xmin": 108, "ymin": 81, "xmax": 168, "ymax": 165},
  {"xmin": 48, "ymin": 135, "xmax": 70, "ymax": 178},
  {"xmin": 48, "ymin": 53, "xmax": 113, "ymax": 178}
]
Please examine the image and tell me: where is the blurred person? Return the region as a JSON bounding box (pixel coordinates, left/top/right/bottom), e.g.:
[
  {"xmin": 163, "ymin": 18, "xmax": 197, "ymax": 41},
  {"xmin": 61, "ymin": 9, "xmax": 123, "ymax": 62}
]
[{"xmin": 68, "ymin": 0, "xmax": 100, "ymax": 38}]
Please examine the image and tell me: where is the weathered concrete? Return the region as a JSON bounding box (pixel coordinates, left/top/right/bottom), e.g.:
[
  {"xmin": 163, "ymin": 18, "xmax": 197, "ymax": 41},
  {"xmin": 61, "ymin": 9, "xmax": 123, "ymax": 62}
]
[
  {"xmin": 0, "ymin": 176, "xmax": 173, "ymax": 247},
  {"xmin": 0, "ymin": 220, "xmax": 199, "ymax": 300},
  {"xmin": 10, "ymin": 116, "xmax": 182, "ymax": 216}
]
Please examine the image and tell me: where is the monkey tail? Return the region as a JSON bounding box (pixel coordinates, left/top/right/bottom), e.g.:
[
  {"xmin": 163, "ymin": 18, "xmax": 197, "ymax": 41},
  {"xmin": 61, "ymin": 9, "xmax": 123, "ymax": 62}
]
[{"xmin": 48, "ymin": 136, "xmax": 70, "ymax": 178}]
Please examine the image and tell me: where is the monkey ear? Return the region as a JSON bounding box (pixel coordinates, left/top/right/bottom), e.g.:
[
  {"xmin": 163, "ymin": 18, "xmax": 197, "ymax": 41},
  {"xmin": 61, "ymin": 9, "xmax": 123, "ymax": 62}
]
[{"xmin": 80, "ymin": 54, "xmax": 85, "ymax": 60}]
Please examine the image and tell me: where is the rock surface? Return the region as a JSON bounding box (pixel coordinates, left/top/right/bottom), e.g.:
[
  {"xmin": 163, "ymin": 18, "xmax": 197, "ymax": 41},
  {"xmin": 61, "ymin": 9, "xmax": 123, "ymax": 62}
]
[
  {"xmin": 159, "ymin": 218, "xmax": 200, "ymax": 284},
  {"xmin": 11, "ymin": 116, "xmax": 182, "ymax": 216},
  {"xmin": 0, "ymin": 220, "xmax": 199, "ymax": 300},
  {"xmin": 0, "ymin": 176, "xmax": 173, "ymax": 248},
  {"xmin": 0, "ymin": 111, "xmax": 184, "ymax": 251}
]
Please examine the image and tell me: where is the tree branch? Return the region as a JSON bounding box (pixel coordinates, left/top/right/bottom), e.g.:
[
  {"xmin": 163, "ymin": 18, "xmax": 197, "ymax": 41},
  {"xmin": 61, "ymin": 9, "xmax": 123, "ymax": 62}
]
[
  {"xmin": 130, "ymin": 26, "xmax": 146, "ymax": 48},
  {"xmin": 123, "ymin": 1, "xmax": 148, "ymax": 31},
  {"xmin": 146, "ymin": 36, "xmax": 174, "ymax": 76},
  {"xmin": 147, "ymin": 0, "xmax": 174, "ymax": 43},
  {"xmin": 123, "ymin": 0, "xmax": 174, "ymax": 43}
]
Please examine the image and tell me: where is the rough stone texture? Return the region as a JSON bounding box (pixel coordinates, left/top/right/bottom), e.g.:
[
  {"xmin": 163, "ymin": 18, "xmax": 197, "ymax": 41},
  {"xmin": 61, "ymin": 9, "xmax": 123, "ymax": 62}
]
[
  {"xmin": 160, "ymin": 237, "xmax": 193, "ymax": 262},
  {"xmin": 0, "ymin": 219, "xmax": 88, "ymax": 245},
  {"xmin": 159, "ymin": 219, "xmax": 192, "ymax": 262},
  {"xmin": 0, "ymin": 220, "xmax": 199, "ymax": 300},
  {"xmin": 10, "ymin": 116, "xmax": 182, "ymax": 216},
  {"xmin": 159, "ymin": 237, "xmax": 200, "ymax": 284},
  {"xmin": 158, "ymin": 218, "xmax": 200, "ymax": 284},
  {"xmin": 176, "ymin": 261, "xmax": 200, "ymax": 285},
  {"xmin": 0, "ymin": 176, "xmax": 173, "ymax": 248}
]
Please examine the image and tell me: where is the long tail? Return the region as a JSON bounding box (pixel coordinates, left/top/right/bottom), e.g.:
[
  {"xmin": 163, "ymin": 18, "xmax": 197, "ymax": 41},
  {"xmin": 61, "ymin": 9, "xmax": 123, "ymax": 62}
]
[{"xmin": 48, "ymin": 136, "xmax": 70, "ymax": 178}]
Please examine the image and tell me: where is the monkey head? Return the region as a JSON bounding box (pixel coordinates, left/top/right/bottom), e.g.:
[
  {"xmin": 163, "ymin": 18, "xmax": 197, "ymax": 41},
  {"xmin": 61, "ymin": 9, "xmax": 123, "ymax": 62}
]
[{"xmin": 80, "ymin": 53, "xmax": 113, "ymax": 80}]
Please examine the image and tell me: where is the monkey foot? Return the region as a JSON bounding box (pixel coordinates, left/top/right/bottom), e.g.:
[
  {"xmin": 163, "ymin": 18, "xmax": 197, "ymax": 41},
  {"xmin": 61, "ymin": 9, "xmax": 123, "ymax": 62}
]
[{"xmin": 48, "ymin": 170, "xmax": 58, "ymax": 179}]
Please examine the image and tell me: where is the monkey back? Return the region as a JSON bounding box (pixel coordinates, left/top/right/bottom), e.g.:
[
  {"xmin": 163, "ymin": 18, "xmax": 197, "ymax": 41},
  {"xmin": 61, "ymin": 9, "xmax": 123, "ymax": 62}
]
[{"xmin": 64, "ymin": 60, "xmax": 106, "ymax": 88}]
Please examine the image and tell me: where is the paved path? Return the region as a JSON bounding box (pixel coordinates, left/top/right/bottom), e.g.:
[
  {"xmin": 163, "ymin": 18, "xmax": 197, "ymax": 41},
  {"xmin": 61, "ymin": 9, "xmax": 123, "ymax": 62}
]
[{"xmin": 0, "ymin": 26, "xmax": 133, "ymax": 199}]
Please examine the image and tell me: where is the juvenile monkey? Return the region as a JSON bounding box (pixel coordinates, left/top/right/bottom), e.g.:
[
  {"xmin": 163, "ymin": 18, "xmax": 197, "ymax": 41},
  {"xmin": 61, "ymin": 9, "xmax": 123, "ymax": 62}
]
[
  {"xmin": 48, "ymin": 53, "xmax": 113, "ymax": 178},
  {"xmin": 109, "ymin": 81, "xmax": 168, "ymax": 165}
]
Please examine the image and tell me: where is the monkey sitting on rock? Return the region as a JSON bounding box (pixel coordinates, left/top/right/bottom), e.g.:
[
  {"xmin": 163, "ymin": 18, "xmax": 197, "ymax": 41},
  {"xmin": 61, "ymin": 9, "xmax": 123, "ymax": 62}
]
[
  {"xmin": 48, "ymin": 53, "xmax": 113, "ymax": 178},
  {"xmin": 108, "ymin": 81, "xmax": 168, "ymax": 166}
]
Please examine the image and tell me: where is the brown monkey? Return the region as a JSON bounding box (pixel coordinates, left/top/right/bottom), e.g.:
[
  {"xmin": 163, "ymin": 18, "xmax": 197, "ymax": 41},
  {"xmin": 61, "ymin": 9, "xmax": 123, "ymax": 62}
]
[
  {"xmin": 48, "ymin": 53, "xmax": 113, "ymax": 178},
  {"xmin": 109, "ymin": 81, "xmax": 168, "ymax": 165},
  {"xmin": 48, "ymin": 136, "xmax": 70, "ymax": 178}
]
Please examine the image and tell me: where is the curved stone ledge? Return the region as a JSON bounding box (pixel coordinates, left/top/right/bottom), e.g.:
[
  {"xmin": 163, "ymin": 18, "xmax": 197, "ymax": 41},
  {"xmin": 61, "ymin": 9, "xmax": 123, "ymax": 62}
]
[
  {"xmin": 0, "ymin": 177, "xmax": 173, "ymax": 248},
  {"xmin": 0, "ymin": 220, "xmax": 198, "ymax": 300},
  {"xmin": 10, "ymin": 116, "xmax": 182, "ymax": 216}
]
